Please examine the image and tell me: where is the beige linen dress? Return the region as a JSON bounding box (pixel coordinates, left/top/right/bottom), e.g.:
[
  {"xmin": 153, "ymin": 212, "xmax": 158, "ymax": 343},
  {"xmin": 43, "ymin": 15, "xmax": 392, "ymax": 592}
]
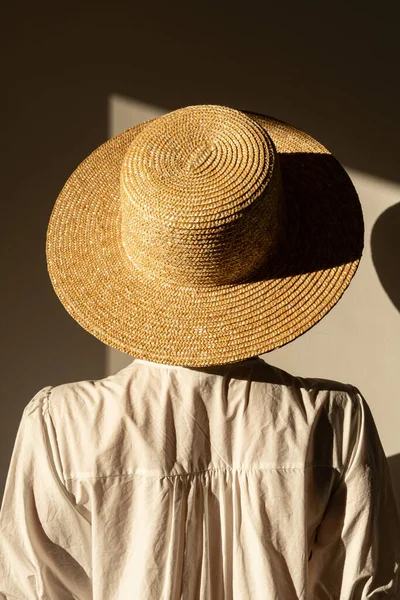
[{"xmin": 0, "ymin": 357, "xmax": 399, "ymax": 599}]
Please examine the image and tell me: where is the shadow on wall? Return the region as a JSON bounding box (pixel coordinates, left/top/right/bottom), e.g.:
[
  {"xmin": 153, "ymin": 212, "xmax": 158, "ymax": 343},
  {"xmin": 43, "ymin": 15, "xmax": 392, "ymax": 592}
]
[
  {"xmin": 371, "ymin": 202, "xmax": 400, "ymax": 312},
  {"xmin": 373, "ymin": 201, "xmax": 400, "ymax": 516},
  {"xmin": 388, "ymin": 455, "xmax": 400, "ymax": 516}
]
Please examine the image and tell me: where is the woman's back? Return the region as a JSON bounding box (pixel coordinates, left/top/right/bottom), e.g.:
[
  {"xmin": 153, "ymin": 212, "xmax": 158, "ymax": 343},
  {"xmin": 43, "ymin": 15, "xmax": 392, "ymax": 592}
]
[{"xmin": 1, "ymin": 357, "xmax": 398, "ymax": 598}]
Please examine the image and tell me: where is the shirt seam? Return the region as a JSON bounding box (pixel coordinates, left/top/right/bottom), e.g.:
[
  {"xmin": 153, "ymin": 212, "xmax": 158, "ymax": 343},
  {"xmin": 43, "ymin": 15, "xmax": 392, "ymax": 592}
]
[
  {"xmin": 64, "ymin": 464, "xmax": 341, "ymax": 482},
  {"xmin": 40, "ymin": 387, "xmax": 86, "ymax": 511}
]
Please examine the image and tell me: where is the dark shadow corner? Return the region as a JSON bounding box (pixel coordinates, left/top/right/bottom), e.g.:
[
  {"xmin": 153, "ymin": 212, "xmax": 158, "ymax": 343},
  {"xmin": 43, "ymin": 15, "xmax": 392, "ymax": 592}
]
[{"xmin": 387, "ymin": 453, "xmax": 400, "ymax": 516}]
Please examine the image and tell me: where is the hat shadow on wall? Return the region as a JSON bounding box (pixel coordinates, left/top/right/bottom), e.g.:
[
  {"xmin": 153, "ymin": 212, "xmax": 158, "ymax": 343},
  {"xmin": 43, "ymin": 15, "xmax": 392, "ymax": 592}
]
[
  {"xmin": 371, "ymin": 202, "xmax": 400, "ymax": 511},
  {"xmin": 371, "ymin": 202, "xmax": 400, "ymax": 312}
]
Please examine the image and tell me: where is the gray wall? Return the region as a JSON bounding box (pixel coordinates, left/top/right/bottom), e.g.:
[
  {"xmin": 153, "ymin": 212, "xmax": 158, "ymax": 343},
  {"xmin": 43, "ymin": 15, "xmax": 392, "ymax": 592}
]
[{"xmin": 2, "ymin": 1, "xmax": 399, "ymax": 506}]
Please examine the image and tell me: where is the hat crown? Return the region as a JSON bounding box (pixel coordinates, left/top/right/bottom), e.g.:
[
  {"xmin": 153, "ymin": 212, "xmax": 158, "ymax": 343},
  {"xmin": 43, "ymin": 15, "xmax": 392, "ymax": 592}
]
[{"xmin": 119, "ymin": 105, "xmax": 284, "ymax": 286}]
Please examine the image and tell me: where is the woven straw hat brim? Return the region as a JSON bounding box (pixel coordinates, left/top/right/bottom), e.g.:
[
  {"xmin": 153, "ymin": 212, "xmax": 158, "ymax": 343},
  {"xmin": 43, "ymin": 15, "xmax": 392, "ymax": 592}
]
[{"xmin": 46, "ymin": 111, "xmax": 364, "ymax": 367}]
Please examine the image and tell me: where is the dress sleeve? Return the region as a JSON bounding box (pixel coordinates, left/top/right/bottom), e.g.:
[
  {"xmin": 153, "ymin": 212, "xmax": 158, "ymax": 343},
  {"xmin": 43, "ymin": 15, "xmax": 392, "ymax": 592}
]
[
  {"xmin": 307, "ymin": 386, "xmax": 400, "ymax": 599},
  {"xmin": 0, "ymin": 386, "xmax": 92, "ymax": 599}
]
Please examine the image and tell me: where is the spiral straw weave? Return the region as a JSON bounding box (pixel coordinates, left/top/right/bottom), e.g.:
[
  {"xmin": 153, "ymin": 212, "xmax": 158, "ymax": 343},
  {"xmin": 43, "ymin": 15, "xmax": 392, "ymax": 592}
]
[{"xmin": 46, "ymin": 105, "xmax": 364, "ymax": 366}]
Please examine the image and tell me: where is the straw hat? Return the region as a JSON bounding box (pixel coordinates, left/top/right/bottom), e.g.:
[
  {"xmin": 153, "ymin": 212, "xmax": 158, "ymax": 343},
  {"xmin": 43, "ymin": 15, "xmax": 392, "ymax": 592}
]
[{"xmin": 46, "ymin": 104, "xmax": 364, "ymax": 367}]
